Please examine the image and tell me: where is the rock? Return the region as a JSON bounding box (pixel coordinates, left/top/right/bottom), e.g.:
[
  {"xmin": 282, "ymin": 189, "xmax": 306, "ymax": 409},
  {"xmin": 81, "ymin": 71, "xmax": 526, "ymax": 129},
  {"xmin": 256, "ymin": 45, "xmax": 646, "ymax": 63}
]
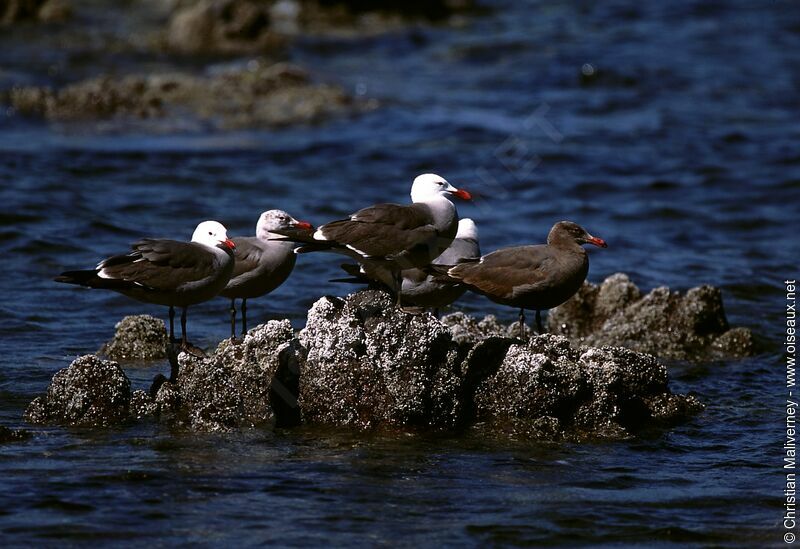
[
  {"xmin": 5, "ymin": 61, "xmax": 356, "ymax": 130},
  {"xmin": 165, "ymin": 0, "xmax": 478, "ymax": 49},
  {"xmin": 26, "ymin": 287, "xmax": 704, "ymax": 440},
  {"xmin": 35, "ymin": 0, "xmax": 69, "ymax": 21},
  {"xmin": 166, "ymin": 0, "xmax": 284, "ymax": 54},
  {"xmin": 297, "ymin": 289, "xmax": 700, "ymax": 438},
  {"xmin": 8, "ymin": 76, "xmax": 163, "ymax": 120},
  {"xmin": 270, "ymin": 0, "xmax": 301, "ymax": 34},
  {"xmin": 153, "ymin": 380, "xmax": 181, "ymax": 417},
  {"xmin": 23, "ymin": 397, "xmax": 47, "ymax": 423},
  {"xmin": 711, "ymin": 327, "xmax": 754, "ymax": 356},
  {"xmin": 152, "ymin": 320, "xmax": 301, "ymax": 431},
  {"xmin": 547, "ymin": 273, "xmax": 754, "ymax": 360},
  {"xmin": 129, "ymin": 390, "xmax": 156, "ymax": 419},
  {"xmin": 100, "ymin": 315, "xmax": 168, "ymax": 361},
  {"xmin": 0, "ymin": 425, "xmax": 31, "ymax": 443},
  {"xmin": 24, "ymin": 355, "xmax": 132, "ymax": 426},
  {"xmin": 643, "ymin": 392, "xmax": 705, "ymax": 425},
  {"xmin": 1, "ymin": 0, "xmax": 70, "ymax": 25},
  {"xmin": 440, "ymin": 312, "xmax": 510, "ymax": 344},
  {"xmin": 299, "ymin": 290, "xmax": 462, "ymax": 429},
  {"xmin": 461, "ymin": 334, "xmax": 703, "ymax": 440},
  {"xmin": 1, "ymin": 0, "xmax": 41, "ymax": 24},
  {"xmin": 441, "ymin": 311, "xmax": 542, "ymax": 343}
]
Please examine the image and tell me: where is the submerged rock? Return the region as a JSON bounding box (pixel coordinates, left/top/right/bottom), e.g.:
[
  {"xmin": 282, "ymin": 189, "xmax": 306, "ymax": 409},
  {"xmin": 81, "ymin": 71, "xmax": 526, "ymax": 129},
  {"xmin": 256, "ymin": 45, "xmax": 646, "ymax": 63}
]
[
  {"xmin": 5, "ymin": 61, "xmax": 355, "ymax": 130},
  {"xmin": 547, "ymin": 273, "xmax": 754, "ymax": 360},
  {"xmin": 0, "ymin": 425, "xmax": 31, "ymax": 443},
  {"xmin": 100, "ymin": 314, "xmax": 168, "ymax": 361},
  {"xmin": 25, "ymin": 355, "xmax": 132, "ymax": 426},
  {"xmin": 1, "ymin": 0, "xmax": 70, "ymax": 25}
]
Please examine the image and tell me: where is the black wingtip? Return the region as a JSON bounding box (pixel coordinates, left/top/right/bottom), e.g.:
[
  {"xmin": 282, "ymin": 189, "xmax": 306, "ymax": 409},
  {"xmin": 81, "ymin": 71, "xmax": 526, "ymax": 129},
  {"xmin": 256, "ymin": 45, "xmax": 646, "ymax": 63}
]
[
  {"xmin": 339, "ymin": 263, "xmax": 364, "ymax": 277},
  {"xmin": 54, "ymin": 270, "xmax": 97, "ymax": 286},
  {"xmin": 54, "ymin": 271, "xmax": 79, "ymax": 284},
  {"xmin": 269, "ymin": 228, "xmax": 318, "ymax": 244},
  {"xmin": 329, "ymin": 277, "xmax": 365, "ymax": 284},
  {"xmin": 295, "ymin": 242, "xmax": 338, "ymax": 254}
]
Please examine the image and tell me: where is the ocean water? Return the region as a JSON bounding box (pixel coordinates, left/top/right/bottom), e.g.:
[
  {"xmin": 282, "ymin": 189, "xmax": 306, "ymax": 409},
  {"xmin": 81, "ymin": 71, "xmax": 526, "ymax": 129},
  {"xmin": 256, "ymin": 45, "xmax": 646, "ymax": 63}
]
[{"xmin": 0, "ymin": 0, "xmax": 798, "ymax": 545}]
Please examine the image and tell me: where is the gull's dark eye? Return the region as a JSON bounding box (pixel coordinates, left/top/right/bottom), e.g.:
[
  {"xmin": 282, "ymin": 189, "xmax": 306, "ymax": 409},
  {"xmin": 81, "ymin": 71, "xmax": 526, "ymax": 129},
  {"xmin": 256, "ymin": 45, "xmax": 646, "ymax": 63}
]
[{"xmin": 208, "ymin": 231, "xmax": 213, "ymax": 235}]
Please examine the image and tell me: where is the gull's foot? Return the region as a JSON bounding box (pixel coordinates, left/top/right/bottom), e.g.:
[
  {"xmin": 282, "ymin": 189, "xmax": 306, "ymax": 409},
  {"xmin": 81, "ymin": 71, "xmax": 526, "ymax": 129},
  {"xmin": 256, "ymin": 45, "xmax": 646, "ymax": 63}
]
[
  {"xmin": 229, "ymin": 336, "xmax": 243, "ymax": 346},
  {"xmin": 400, "ymin": 306, "xmax": 425, "ymax": 315}
]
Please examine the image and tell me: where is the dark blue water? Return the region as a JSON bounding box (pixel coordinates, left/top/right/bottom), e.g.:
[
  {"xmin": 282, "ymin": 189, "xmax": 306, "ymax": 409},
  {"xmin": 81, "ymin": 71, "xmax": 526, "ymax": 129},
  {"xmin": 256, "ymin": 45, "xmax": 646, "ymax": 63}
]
[{"xmin": 1, "ymin": 1, "xmax": 798, "ymax": 545}]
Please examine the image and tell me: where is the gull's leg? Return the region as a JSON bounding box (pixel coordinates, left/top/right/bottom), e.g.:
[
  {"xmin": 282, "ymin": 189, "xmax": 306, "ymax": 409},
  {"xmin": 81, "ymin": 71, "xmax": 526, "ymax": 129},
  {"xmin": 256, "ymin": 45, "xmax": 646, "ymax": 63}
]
[
  {"xmin": 179, "ymin": 307, "xmax": 206, "ymax": 357},
  {"xmin": 181, "ymin": 306, "xmax": 188, "ymax": 348},
  {"xmin": 393, "ymin": 270, "xmax": 403, "ymax": 308},
  {"xmin": 229, "ymin": 299, "xmax": 237, "ymax": 341},
  {"xmin": 168, "ymin": 306, "xmax": 176, "ymax": 343}
]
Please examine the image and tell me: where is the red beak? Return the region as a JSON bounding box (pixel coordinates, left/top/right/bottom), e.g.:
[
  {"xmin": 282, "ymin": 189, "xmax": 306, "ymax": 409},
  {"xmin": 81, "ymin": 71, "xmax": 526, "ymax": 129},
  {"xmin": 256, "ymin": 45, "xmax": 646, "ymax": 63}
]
[
  {"xmin": 451, "ymin": 188, "xmax": 472, "ymax": 201},
  {"xmin": 224, "ymin": 238, "xmax": 236, "ymax": 250},
  {"xmin": 587, "ymin": 236, "xmax": 607, "ymax": 248},
  {"xmin": 293, "ymin": 220, "xmax": 314, "ymax": 231}
]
